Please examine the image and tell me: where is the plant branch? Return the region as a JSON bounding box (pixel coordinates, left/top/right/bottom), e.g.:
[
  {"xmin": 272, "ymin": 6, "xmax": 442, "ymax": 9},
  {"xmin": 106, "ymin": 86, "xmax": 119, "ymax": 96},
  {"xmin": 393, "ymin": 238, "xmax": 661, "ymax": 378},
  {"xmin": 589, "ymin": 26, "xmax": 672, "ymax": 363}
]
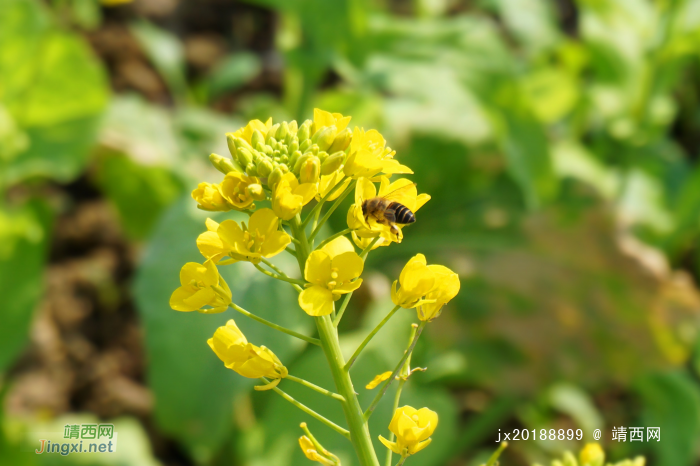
[
  {"xmin": 286, "ymin": 374, "xmax": 346, "ymax": 402},
  {"xmin": 316, "ymin": 228, "xmax": 353, "ymax": 251},
  {"xmin": 263, "ymin": 377, "xmax": 350, "ymax": 438},
  {"xmin": 253, "ymin": 263, "xmax": 304, "ymax": 291},
  {"xmin": 301, "ymin": 176, "xmax": 350, "ymax": 229},
  {"xmin": 229, "ymin": 303, "xmax": 320, "ymax": 346},
  {"xmin": 346, "ymin": 305, "xmax": 401, "ymax": 371},
  {"xmin": 308, "ymin": 181, "xmax": 356, "ymax": 242},
  {"xmin": 364, "ymin": 322, "xmax": 426, "ymax": 421}
]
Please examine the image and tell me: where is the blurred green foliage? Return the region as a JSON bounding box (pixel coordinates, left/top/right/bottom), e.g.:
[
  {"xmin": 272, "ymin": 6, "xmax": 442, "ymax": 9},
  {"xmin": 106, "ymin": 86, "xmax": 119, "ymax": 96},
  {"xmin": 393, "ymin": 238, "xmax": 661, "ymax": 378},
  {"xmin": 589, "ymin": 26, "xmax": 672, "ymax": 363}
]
[{"xmin": 3, "ymin": 0, "xmax": 700, "ymax": 465}]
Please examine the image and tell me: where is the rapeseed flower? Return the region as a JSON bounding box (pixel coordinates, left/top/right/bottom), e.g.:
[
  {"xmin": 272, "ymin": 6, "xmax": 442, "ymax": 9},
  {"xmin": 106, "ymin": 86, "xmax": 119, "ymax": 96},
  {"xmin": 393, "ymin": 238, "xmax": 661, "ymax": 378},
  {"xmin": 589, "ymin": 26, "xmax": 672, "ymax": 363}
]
[
  {"xmin": 219, "ymin": 171, "xmax": 265, "ymax": 209},
  {"xmin": 273, "ymin": 173, "xmax": 317, "ymax": 220},
  {"xmin": 580, "ymin": 443, "xmax": 605, "ymax": 466},
  {"xmin": 391, "ymin": 254, "xmax": 436, "ymax": 308},
  {"xmin": 208, "ymin": 319, "xmax": 288, "ymax": 389},
  {"xmin": 313, "ymin": 108, "xmax": 351, "ymax": 134},
  {"xmin": 192, "ymin": 182, "xmax": 232, "ymax": 211},
  {"xmin": 343, "ymin": 128, "xmax": 412, "ymax": 179},
  {"xmin": 347, "ymin": 177, "xmax": 430, "ymax": 244},
  {"xmin": 298, "ymin": 236, "xmax": 363, "ymax": 316},
  {"xmin": 417, "ymin": 265, "xmax": 460, "ymax": 321},
  {"xmin": 379, "ymin": 406, "xmax": 438, "ymax": 457},
  {"xmin": 229, "ymin": 118, "xmax": 273, "ymax": 145},
  {"xmin": 170, "ymin": 260, "xmax": 231, "ymax": 313},
  {"xmin": 197, "ymin": 208, "xmax": 290, "ymax": 264},
  {"xmin": 298, "ymin": 435, "xmax": 340, "ymax": 466}
]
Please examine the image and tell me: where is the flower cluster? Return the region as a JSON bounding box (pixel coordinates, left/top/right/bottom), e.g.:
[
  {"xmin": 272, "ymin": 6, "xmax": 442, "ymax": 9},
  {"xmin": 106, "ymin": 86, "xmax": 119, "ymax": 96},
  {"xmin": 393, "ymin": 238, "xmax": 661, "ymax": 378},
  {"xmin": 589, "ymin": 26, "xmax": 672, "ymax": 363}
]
[{"xmin": 170, "ymin": 110, "xmax": 462, "ymax": 465}]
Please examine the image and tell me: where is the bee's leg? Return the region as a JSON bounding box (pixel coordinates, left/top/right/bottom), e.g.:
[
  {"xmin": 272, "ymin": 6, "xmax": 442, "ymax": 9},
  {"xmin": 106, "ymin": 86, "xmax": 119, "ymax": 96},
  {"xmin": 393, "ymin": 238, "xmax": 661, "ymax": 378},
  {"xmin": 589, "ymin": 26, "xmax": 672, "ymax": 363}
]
[{"xmin": 390, "ymin": 224, "xmax": 400, "ymax": 237}]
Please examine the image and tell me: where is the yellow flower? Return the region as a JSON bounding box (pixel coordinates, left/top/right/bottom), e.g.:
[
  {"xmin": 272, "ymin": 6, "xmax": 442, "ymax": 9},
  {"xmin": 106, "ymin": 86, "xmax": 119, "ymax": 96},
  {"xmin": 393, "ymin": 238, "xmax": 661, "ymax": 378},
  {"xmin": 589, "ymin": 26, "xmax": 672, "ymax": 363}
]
[
  {"xmin": 208, "ymin": 319, "xmax": 288, "ymax": 389},
  {"xmin": 170, "ymin": 260, "xmax": 231, "ymax": 313},
  {"xmin": 580, "ymin": 443, "xmax": 605, "ymax": 466},
  {"xmin": 416, "ymin": 265, "xmax": 460, "ymax": 321},
  {"xmin": 298, "ymin": 436, "xmax": 339, "ymax": 466},
  {"xmin": 343, "ymin": 127, "xmax": 412, "ymax": 179},
  {"xmin": 391, "ymin": 254, "xmax": 436, "ymax": 308},
  {"xmin": 313, "ymin": 108, "xmax": 351, "ymax": 133},
  {"xmin": 317, "ymin": 169, "xmax": 352, "ymax": 202},
  {"xmin": 229, "ymin": 118, "xmax": 273, "ymax": 145},
  {"xmin": 298, "ymin": 236, "xmax": 363, "ymax": 316},
  {"xmin": 348, "ymin": 176, "xmax": 430, "ymax": 244},
  {"xmin": 272, "ymin": 173, "xmax": 318, "ymax": 220},
  {"xmin": 197, "ymin": 208, "xmax": 291, "ymax": 264},
  {"xmin": 192, "ymin": 182, "xmax": 232, "ymax": 211},
  {"xmin": 379, "ymin": 406, "xmax": 438, "ymax": 457},
  {"xmin": 219, "ymin": 171, "xmax": 265, "ymax": 210},
  {"xmin": 366, "ymin": 371, "xmax": 392, "ymax": 389}
]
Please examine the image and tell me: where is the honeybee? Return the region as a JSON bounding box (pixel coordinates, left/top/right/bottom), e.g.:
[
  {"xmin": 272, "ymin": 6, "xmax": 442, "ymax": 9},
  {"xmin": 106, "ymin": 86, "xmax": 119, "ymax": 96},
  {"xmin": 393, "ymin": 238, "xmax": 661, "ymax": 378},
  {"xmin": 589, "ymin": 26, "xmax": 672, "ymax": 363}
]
[{"xmin": 361, "ymin": 182, "xmax": 417, "ymax": 237}]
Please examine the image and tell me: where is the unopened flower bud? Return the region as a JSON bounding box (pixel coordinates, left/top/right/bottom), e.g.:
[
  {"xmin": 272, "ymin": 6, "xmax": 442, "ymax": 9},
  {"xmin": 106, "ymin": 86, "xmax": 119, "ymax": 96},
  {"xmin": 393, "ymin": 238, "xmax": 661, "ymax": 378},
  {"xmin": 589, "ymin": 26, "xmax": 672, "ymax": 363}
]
[
  {"xmin": 289, "ymin": 150, "xmax": 303, "ymax": 168},
  {"xmin": 226, "ymin": 134, "xmax": 237, "ymax": 158},
  {"xmin": 328, "ymin": 127, "xmax": 352, "ymax": 153},
  {"xmin": 297, "ymin": 120, "xmax": 312, "ymax": 142},
  {"xmin": 251, "ymin": 129, "xmax": 265, "ymax": 148},
  {"xmin": 256, "ymin": 157, "xmax": 274, "ymax": 177},
  {"xmin": 300, "ymin": 139, "xmax": 312, "ymax": 153},
  {"xmin": 317, "ymin": 151, "xmax": 329, "ymax": 164},
  {"xmin": 268, "ymin": 167, "xmax": 284, "ymax": 190},
  {"xmin": 321, "ymin": 151, "xmax": 345, "ymax": 175},
  {"xmin": 310, "ymin": 144, "xmax": 320, "ymax": 155},
  {"xmin": 580, "ymin": 443, "xmax": 605, "ymax": 466},
  {"xmin": 289, "ymin": 140, "xmax": 299, "ymax": 153},
  {"xmin": 288, "ymin": 120, "xmax": 298, "ymax": 134},
  {"xmin": 278, "ymin": 163, "xmax": 289, "ymax": 173},
  {"xmin": 245, "ymin": 162, "xmax": 257, "ymax": 176},
  {"xmin": 247, "ymin": 183, "xmax": 266, "ymax": 201},
  {"xmin": 293, "ymin": 153, "xmax": 316, "ymax": 175},
  {"xmin": 209, "ymin": 153, "xmax": 241, "ymax": 174},
  {"xmin": 300, "ymin": 156, "xmax": 321, "ymax": 184},
  {"xmin": 266, "ymin": 123, "xmax": 280, "ymax": 144},
  {"xmin": 237, "ymin": 147, "xmax": 255, "ymax": 168},
  {"xmin": 277, "ymin": 121, "xmax": 289, "ymax": 141},
  {"xmin": 312, "ymin": 126, "xmax": 337, "ymax": 151}
]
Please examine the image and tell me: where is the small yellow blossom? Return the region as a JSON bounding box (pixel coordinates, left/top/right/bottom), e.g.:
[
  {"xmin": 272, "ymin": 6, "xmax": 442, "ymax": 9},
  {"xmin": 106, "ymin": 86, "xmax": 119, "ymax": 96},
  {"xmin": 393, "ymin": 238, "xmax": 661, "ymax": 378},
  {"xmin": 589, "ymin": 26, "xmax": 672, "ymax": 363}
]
[
  {"xmin": 197, "ymin": 209, "xmax": 291, "ymax": 264},
  {"xmin": 317, "ymin": 169, "xmax": 352, "ymax": 202},
  {"xmin": 313, "ymin": 108, "xmax": 351, "ymax": 133},
  {"xmin": 298, "ymin": 236, "xmax": 363, "ymax": 316},
  {"xmin": 343, "ymin": 127, "xmax": 412, "ymax": 179},
  {"xmin": 219, "ymin": 171, "xmax": 265, "ymax": 210},
  {"xmin": 192, "ymin": 182, "xmax": 232, "ymax": 211},
  {"xmin": 229, "ymin": 118, "xmax": 273, "ymax": 145},
  {"xmin": 348, "ymin": 177, "xmax": 430, "ymax": 244},
  {"xmin": 416, "ymin": 265, "xmax": 460, "ymax": 321},
  {"xmin": 391, "ymin": 254, "xmax": 436, "ymax": 308},
  {"xmin": 208, "ymin": 319, "xmax": 288, "ymax": 390},
  {"xmin": 298, "ymin": 436, "xmax": 340, "ymax": 466},
  {"xmin": 366, "ymin": 371, "xmax": 393, "ymax": 389},
  {"xmin": 379, "ymin": 406, "xmax": 438, "ymax": 458},
  {"xmin": 580, "ymin": 443, "xmax": 605, "ymax": 466},
  {"xmin": 170, "ymin": 260, "xmax": 231, "ymax": 313},
  {"xmin": 273, "ymin": 173, "xmax": 318, "ymax": 220}
]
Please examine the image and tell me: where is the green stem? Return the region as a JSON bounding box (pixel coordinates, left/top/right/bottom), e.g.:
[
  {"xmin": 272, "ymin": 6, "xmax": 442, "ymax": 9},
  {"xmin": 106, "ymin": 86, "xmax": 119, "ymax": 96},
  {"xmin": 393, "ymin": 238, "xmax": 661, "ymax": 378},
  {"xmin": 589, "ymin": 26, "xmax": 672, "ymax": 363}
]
[
  {"xmin": 316, "ymin": 228, "xmax": 353, "ymax": 251},
  {"xmin": 384, "ymin": 325, "xmax": 417, "ymax": 466},
  {"xmin": 301, "ymin": 176, "xmax": 350, "ymax": 229},
  {"xmin": 395, "ymin": 456, "xmax": 407, "ymax": 466},
  {"xmin": 364, "ymin": 322, "xmax": 426, "ymax": 421},
  {"xmin": 360, "ymin": 237, "xmax": 381, "ymax": 258},
  {"xmin": 333, "ymin": 291, "xmax": 353, "ymax": 327},
  {"xmin": 308, "ymin": 181, "xmax": 356, "ymax": 242},
  {"xmin": 346, "ymin": 305, "xmax": 401, "ymax": 371},
  {"xmin": 286, "ymin": 374, "xmax": 346, "ymax": 402},
  {"xmin": 290, "ymin": 216, "xmax": 381, "ymax": 466},
  {"xmin": 264, "ymin": 377, "xmax": 350, "ymax": 438},
  {"xmin": 253, "ymin": 263, "xmax": 304, "ymax": 291},
  {"xmin": 229, "ymin": 303, "xmax": 320, "ymax": 346}
]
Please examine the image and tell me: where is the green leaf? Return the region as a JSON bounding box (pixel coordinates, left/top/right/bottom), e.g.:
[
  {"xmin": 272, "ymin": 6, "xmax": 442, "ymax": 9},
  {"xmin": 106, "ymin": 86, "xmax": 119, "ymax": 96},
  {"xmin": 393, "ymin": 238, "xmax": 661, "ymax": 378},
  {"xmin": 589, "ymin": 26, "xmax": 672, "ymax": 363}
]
[
  {"xmin": 133, "ymin": 196, "xmax": 312, "ymax": 463},
  {"xmin": 0, "ymin": 201, "xmax": 52, "ymax": 372}
]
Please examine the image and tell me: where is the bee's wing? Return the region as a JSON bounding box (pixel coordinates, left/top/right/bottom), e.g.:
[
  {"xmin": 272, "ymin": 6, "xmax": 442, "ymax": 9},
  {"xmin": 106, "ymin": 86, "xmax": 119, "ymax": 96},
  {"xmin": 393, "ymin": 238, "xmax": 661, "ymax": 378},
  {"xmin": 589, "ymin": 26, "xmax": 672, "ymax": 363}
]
[{"xmin": 379, "ymin": 182, "xmax": 417, "ymax": 206}]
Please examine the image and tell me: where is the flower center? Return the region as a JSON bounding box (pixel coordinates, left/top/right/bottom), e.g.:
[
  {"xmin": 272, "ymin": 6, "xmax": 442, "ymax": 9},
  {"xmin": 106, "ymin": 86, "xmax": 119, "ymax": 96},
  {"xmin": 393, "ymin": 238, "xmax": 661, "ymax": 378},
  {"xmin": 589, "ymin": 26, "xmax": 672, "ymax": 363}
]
[{"xmin": 411, "ymin": 414, "xmax": 420, "ymax": 422}]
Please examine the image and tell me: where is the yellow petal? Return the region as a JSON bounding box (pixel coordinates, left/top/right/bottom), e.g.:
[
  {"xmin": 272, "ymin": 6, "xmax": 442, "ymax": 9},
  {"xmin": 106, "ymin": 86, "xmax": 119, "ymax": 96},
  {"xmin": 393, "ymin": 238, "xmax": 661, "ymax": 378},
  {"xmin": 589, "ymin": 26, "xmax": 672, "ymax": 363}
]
[
  {"xmin": 179, "ymin": 262, "xmax": 208, "ymax": 286},
  {"xmin": 298, "ymin": 286, "xmax": 335, "ymax": 316},
  {"xmin": 170, "ymin": 285, "xmax": 199, "ymax": 312},
  {"xmin": 355, "ymin": 177, "xmax": 376, "ymax": 204},
  {"xmin": 415, "ymin": 193, "xmax": 431, "ymax": 212},
  {"xmin": 409, "ymin": 438, "xmax": 432, "ymax": 455},
  {"xmin": 261, "ymin": 231, "xmax": 291, "ymax": 258},
  {"xmin": 205, "ymin": 218, "xmax": 220, "ymax": 231},
  {"xmin": 378, "ymin": 435, "xmax": 403, "ymax": 455},
  {"xmin": 197, "ymin": 231, "xmax": 228, "ymax": 262},
  {"xmin": 331, "ymin": 252, "xmax": 364, "ymax": 282},
  {"xmin": 253, "ymin": 377, "xmax": 282, "ymax": 391},
  {"xmin": 322, "ymin": 235, "xmax": 356, "ymax": 259},
  {"xmin": 333, "ymin": 278, "xmax": 362, "ymax": 294},
  {"xmin": 216, "ymin": 220, "xmax": 246, "ymax": 250},
  {"xmin": 249, "ymin": 208, "xmax": 279, "ymax": 236},
  {"xmin": 201, "ymin": 259, "xmax": 221, "ymax": 286},
  {"xmin": 390, "ymin": 406, "xmax": 418, "ymax": 435},
  {"xmin": 366, "ymin": 371, "xmax": 392, "ymax": 389},
  {"xmin": 305, "ymin": 251, "xmax": 332, "ymax": 285},
  {"xmin": 293, "ymin": 182, "xmax": 318, "ymax": 206},
  {"xmin": 183, "ymin": 287, "xmax": 217, "ymax": 312}
]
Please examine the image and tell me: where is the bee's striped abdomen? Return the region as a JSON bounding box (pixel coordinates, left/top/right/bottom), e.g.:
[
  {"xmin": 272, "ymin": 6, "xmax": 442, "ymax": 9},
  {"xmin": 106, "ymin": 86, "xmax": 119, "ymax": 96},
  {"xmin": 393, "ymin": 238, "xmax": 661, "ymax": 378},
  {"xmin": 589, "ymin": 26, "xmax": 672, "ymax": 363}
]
[{"xmin": 390, "ymin": 202, "xmax": 415, "ymax": 224}]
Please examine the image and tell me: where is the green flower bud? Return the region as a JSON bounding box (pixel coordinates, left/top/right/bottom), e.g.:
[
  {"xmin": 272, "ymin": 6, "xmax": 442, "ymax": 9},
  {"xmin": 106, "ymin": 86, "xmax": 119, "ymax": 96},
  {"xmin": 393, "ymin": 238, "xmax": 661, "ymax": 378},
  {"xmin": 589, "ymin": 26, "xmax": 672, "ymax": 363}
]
[
  {"xmin": 267, "ymin": 136, "xmax": 277, "ymax": 147},
  {"xmin": 233, "ymin": 136, "xmax": 254, "ymax": 152},
  {"xmin": 209, "ymin": 153, "xmax": 242, "ymax": 174},
  {"xmin": 279, "ymin": 163, "xmax": 289, "ymax": 173},
  {"xmin": 317, "ymin": 151, "xmax": 329, "ymax": 164},
  {"xmin": 299, "ymin": 139, "xmax": 312, "ymax": 153},
  {"xmin": 289, "ymin": 140, "xmax": 299, "ymax": 153},
  {"xmin": 226, "ymin": 134, "xmax": 237, "ymax": 158},
  {"xmin": 247, "ymin": 183, "xmax": 266, "ymax": 201},
  {"xmin": 310, "ymin": 144, "xmax": 320, "ymax": 155},
  {"xmin": 251, "ymin": 129, "xmax": 265, "ymax": 148},
  {"xmin": 289, "ymin": 150, "xmax": 303, "ymax": 168},
  {"xmin": 245, "ymin": 162, "xmax": 257, "ymax": 176},
  {"xmin": 237, "ymin": 147, "xmax": 255, "ymax": 168},
  {"xmin": 268, "ymin": 167, "xmax": 283, "ymax": 190},
  {"xmin": 328, "ymin": 127, "xmax": 352, "ymax": 153},
  {"xmin": 266, "ymin": 123, "xmax": 280, "ymax": 144},
  {"xmin": 321, "ymin": 151, "xmax": 345, "ymax": 175},
  {"xmin": 299, "ymin": 156, "xmax": 320, "ymax": 184},
  {"xmin": 279, "ymin": 154, "xmax": 289, "ymax": 163},
  {"xmin": 277, "ymin": 121, "xmax": 289, "ymax": 141},
  {"xmin": 297, "ymin": 120, "xmax": 312, "ymax": 142},
  {"xmin": 293, "ymin": 153, "xmax": 316, "ymax": 175},
  {"xmin": 263, "ymin": 144, "xmax": 274, "ymax": 156},
  {"xmin": 312, "ymin": 126, "xmax": 337, "ymax": 151},
  {"xmin": 288, "ymin": 120, "xmax": 298, "ymax": 134},
  {"xmin": 256, "ymin": 157, "xmax": 274, "ymax": 177}
]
